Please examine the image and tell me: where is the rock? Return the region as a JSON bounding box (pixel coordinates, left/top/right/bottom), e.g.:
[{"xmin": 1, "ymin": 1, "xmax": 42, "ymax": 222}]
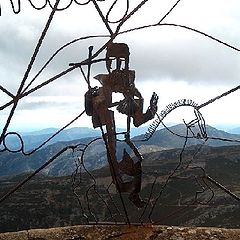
[{"xmin": 0, "ymin": 225, "xmax": 240, "ymax": 240}]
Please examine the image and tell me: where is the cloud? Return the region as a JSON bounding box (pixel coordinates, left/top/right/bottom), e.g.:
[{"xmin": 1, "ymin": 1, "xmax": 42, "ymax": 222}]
[
  {"xmin": 17, "ymin": 96, "xmax": 83, "ymax": 110},
  {"xmin": 1, "ymin": 0, "xmax": 240, "ymax": 130},
  {"xmin": 0, "ymin": 4, "xmax": 111, "ymax": 98},
  {"xmin": 2, "ymin": 0, "xmax": 240, "ymax": 94},
  {"xmin": 117, "ymin": 0, "xmax": 240, "ymax": 85},
  {"xmin": 129, "ymin": 30, "xmax": 240, "ymax": 84},
  {"xmin": 17, "ymin": 100, "xmax": 63, "ymax": 110}
]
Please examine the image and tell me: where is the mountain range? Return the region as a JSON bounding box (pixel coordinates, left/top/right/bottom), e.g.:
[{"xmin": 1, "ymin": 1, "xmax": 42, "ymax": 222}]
[
  {"xmin": 4, "ymin": 127, "xmax": 101, "ymax": 152},
  {"xmin": 4, "ymin": 126, "xmax": 150, "ymax": 152},
  {"xmin": 135, "ymin": 124, "xmax": 240, "ymax": 148},
  {"xmin": 1, "ymin": 124, "xmax": 240, "ymax": 178}
]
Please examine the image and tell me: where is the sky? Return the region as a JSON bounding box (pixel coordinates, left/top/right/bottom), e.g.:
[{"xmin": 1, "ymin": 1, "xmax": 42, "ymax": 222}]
[{"xmin": 1, "ymin": 0, "xmax": 240, "ymax": 132}]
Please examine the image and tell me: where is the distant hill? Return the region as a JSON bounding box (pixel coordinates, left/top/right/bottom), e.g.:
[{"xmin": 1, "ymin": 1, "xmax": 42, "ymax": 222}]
[
  {"xmin": 228, "ymin": 127, "xmax": 240, "ymax": 134},
  {"xmin": 0, "ymin": 137, "xmax": 107, "ymax": 177},
  {"xmin": 1, "ymin": 124, "xmax": 240, "ymax": 178},
  {"xmin": 4, "ymin": 127, "xmax": 101, "ymax": 151},
  {"xmin": 134, "ymin": 124, "xmax": 240, "ymax": 148},
  {"xmin": 4, "ymin": 126, "xmax": 149, "ymax": 152},
  {"xmin": 21, "ymin": 128, "xmax": 59, "ymax": 136}
]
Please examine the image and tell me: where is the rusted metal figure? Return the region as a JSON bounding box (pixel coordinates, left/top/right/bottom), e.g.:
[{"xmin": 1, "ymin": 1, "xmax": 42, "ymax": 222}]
[{"xmin": 85, "ymin": 42, "xmax": 158, "ymax": 207}]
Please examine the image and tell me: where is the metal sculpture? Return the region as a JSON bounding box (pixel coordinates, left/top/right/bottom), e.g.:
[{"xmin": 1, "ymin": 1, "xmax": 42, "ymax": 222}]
[
  {"xmin": 1, "ymin": 0, "xmax": 240, "ymax": 228},
  {"xmin": 85, "ymin": 42, "xmax": 158, "ymax": 207}
]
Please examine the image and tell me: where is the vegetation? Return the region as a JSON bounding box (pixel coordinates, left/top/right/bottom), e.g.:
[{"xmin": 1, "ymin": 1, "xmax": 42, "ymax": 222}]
[{"xmin": 0, "ymin": 144, "xmax": 239, "ymax": 233}]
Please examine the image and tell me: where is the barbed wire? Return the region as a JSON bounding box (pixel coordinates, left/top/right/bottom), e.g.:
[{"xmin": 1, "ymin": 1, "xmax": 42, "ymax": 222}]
[{"xmin": 0, "ymin": 0, "xmax": 240, "ymax": 228}]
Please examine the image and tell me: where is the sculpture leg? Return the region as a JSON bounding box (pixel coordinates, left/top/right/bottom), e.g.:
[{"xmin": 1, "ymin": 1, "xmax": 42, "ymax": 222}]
[
  {"xmin": 125, "ymin": 139, "xmax": 146, "ymax": 208},
  {"xmin": 103, "ymin": 109, "xmax": 122, "ymax": 187}
]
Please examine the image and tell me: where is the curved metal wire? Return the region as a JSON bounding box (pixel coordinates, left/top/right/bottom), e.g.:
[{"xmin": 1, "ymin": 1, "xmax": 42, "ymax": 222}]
[
  {"xmin": 7, "ymin": 0, "xmax": 93, "ymax": 14},
  {"xmin": 106, "ymin": 0, "xmax": 129, "ymax": 24}
]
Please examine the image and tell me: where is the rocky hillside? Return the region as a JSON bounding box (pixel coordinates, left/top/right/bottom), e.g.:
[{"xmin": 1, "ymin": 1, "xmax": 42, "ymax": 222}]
[{"xmin": 0, "ymin": 144, "xmax": 239, "ymax": 233}]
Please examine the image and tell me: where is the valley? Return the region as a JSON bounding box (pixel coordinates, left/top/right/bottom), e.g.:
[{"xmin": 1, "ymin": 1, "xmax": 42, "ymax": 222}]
[{"xmin": 0, "ymin": 143, "xmax": 240, "ymax": 232}]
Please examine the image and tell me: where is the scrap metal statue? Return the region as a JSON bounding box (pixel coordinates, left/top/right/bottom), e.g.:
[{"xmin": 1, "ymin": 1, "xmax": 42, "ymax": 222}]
[{"xmin": 85, "ymin": 42, "xmax": 158, "ymax": 208}]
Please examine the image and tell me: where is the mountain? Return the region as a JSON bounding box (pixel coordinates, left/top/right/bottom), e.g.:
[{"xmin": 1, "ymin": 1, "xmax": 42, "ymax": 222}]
[
  {"xmin": 0, "ymin": 144, "xmax": 239, "ymax": 232},
  {"xmin": 1, "ymin": 124, "xmax": 240, "ymax": 178},
  {"xmin": 4, "ymin": 126, "xmax": 149, "ymax": 152},
  {"xmin": 0, "ymin": 137, "xmax": 108, "ymax": 177},
  {"xmin": 134, "ymin": 124, "xmax": 240, "ymax": 148},
  {"xmin": 228, "ymin": 127, "xmax": 240, "ymax": 134},
  {"xmin": 21, "ymin": 128, "xmax": 59, "ymax": 136},
  {"xmin": 117, "ymin": 126, "xmax": 149, "ymax": 137},
  {"xmin": 4, "ymin": 127, "xmax": 101, "ymax": 151}
]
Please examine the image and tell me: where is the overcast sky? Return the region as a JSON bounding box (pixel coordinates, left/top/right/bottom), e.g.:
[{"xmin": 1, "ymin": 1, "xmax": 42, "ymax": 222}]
[{"xmin": 1, "ymin": 0, "xmax": 240, "ymax": 132}]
